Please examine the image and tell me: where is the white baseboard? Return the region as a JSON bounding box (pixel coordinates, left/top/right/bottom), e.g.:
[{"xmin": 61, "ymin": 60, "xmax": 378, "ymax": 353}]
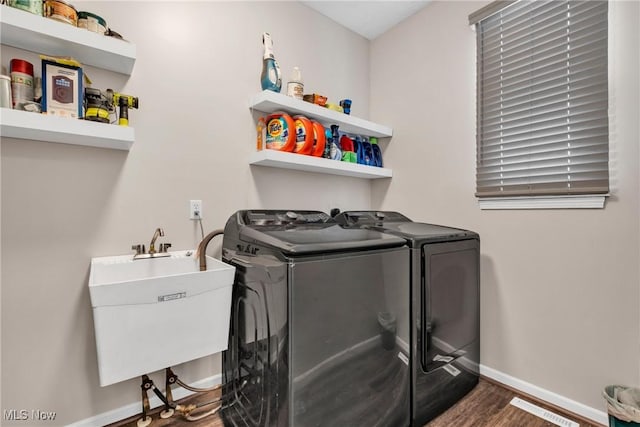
[
  {"xmin": 480, "ymin": 364, "xmax": 609, "ymax": 426},
  {"xmin": 68, "ymin": 365, "xmax": 609, "ymax": 426},
  {"xmin": 66, "ymin": 374, "xmax": 222, "ymax": 427}
]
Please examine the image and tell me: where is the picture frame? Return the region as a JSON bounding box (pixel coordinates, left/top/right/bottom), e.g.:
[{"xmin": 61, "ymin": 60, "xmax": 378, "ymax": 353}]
[{"xmin": 41, "ymin": 60, "xmax": 83, "ymax": 119}]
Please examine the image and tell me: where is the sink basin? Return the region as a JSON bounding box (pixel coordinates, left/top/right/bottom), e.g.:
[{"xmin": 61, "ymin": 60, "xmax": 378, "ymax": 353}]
[{"xmin": 89, "ymin": 250, "xmax": 235, "ymax": 386}]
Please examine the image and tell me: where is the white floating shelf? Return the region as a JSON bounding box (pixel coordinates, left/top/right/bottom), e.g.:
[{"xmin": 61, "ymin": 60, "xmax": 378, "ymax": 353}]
[
  {"xmin": 249, "ymin": 90, "xmax": 393, "ymax": 138},
  {"xmin": 249, "ymin": 150, "xmax": 392, "ymax": 179},
  {"xmin": 0, "ymin": 5, "xmax": 136, "ymax": 75},
  {"xmin": 1, "ymin": 108, "xmax": 134, "ymax": 150}
]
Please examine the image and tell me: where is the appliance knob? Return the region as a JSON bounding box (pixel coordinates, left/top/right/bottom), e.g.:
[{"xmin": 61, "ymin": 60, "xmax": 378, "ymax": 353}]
[{"xmin": 285, "ymin": 211, "xmax": 298, "ymax": 220}]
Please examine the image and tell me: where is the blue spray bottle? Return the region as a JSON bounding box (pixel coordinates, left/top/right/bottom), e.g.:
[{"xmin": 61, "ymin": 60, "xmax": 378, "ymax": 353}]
[
  {"xmin": 323, "ymin": 128, "xmax": 332, "ymax": 158},
  {"xmin": 261, "ymin": 33, "xmax": 282, "ymax": 92}
]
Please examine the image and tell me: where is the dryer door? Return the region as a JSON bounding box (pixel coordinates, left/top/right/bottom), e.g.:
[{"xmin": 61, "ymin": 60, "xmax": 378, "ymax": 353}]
[{"xmin": 421, "ymin": 239, "xmax": 479, "ymax": 372}]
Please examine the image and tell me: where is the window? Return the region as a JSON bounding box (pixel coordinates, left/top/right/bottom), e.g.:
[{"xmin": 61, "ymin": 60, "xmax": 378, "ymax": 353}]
[{"xmin": 470, "ymin": 0, "xmax": 609, "ymax": 204}]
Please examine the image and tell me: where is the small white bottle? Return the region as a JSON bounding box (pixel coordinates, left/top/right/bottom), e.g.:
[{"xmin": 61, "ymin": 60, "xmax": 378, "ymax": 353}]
[{"xmin": 286, "ymin": 66, "xmax": 304, "ymax": 100}]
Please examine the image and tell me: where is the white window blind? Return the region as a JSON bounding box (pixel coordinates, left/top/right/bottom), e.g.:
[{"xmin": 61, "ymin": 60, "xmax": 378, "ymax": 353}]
[{"xmin": 474, "ymin": 0, "xmax": 609, "ymax": 198}]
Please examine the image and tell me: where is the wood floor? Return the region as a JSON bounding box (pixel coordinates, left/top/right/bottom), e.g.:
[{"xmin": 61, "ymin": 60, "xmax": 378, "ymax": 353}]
[
  {"xmin": 426, "ymin": 378, "xmax": 603, "ymax": 427},
  {"xmin": 108, "ymin": 378, "xmax": 604, "ymax": 427}
]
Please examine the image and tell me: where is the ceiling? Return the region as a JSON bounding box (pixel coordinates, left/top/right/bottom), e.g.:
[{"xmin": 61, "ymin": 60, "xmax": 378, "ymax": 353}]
[{"xmin": 301, "ymin": 1, "xmax": 432, "ymax": 40}]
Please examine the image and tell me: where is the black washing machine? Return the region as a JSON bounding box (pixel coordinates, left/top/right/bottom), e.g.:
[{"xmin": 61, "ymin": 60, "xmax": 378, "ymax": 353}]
[
  {"xmin": 335, "ymin": 211, "xmax": 480, "ymax": 426},
  {"xmin": 220, "ymin": 210, "xmax": 411, "ymax": 427}
]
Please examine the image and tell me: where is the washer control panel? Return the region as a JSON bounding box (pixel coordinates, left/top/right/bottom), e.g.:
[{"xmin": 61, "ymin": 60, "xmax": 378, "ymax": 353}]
[
  {"xmin": 336, "ymin": 211, "xmax": 411, "ymax": 226},
  {"xmin": 242, "ymin": 210, "xmax": 331, "ymax": 226}
]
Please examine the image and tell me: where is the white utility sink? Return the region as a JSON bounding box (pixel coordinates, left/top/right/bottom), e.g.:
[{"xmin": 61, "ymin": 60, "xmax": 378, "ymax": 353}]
[{"xmin": 89, "ymin": 250, "xmax": 235, "ymax": 386}]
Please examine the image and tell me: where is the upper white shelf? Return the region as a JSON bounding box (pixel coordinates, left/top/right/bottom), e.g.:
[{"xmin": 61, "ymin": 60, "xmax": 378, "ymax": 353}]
[
  {"xmin": 249, "ymin": 90, "xmax": 393, "ymax": 138},
  {"xmin": 0, "ymin": 5, "xmax": 136, "ymax": 75},
  {"xmin": 1, "ymin": 108, "xmax": 134, "ymax": 150},
  {"xmin": 249, "ymin": 150, "xmax": 392, "ymax": 179}
]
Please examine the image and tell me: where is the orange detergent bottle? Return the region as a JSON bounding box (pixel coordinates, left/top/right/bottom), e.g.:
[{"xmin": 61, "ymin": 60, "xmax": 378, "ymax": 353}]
[
  {"xmin": 265, "ymin": 113, "xmax": 296, "ymax": 151},
  {"xmin": 311, "ymin": 121, "xmax": 326, "ymax": 157},
  {"xmin": 293, "ymin": 115, "xmax": 314, "ymax": 155}
]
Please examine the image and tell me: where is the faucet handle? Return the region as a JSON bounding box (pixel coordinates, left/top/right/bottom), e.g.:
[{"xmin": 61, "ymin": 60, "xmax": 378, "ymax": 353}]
[
  {"xmin": 159, "ymin": 243, "xmax": 172, "ymax": 253},
  {"xmin": 131, "ymin": 244, "xmax": 145, "ymax": 255}
]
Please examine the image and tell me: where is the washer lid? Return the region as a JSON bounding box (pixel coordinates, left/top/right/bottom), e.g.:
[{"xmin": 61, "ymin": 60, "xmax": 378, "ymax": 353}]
[{"xmin": 240, "ymin": 223, "xmax": 406, "ymax": 255}]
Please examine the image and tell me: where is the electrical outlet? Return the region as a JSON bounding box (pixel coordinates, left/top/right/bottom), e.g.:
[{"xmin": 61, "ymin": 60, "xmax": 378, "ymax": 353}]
[{"xmin": 190, "ymin": 200, "xmax": 202, "ymax": 220}]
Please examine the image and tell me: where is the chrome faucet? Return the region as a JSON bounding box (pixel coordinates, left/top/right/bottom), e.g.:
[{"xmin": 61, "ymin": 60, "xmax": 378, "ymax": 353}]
[
  {"xmin": 149, "ymin": 228, "xmax": 164, "ymax": 254},
  {"xmin": 132, "ymin": 227, "xmax": 171, "ymax": 260},
  {"xmin": 196, "ymin": 229, "xmax": 224, "ymax": 271}
]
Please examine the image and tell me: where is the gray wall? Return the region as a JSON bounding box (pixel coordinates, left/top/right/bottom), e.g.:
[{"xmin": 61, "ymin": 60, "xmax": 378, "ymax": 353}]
[
  {"xmin": 370, "ymin": 0, "xmax": 640, "ymax": 413},
  {"xmin": 1, "ymin": 2, "xmax": 372, "ymax": 425},
  {"xmin": 2, "ymin": 0, "xmax": 639, "ymax": 425}
]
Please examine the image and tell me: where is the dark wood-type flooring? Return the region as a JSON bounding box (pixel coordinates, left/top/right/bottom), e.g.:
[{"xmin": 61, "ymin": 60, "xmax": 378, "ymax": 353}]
[
  {"xmin": 108, "ymin": 377, "xmax": 604, "ymax": 427},
  {"xmin": 426, "ymin": 378, "xmax": 603, "ymax": 427}
]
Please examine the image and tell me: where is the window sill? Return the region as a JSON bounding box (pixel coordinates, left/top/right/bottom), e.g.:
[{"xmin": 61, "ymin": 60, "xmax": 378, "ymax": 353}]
[{"xmin": 478, "ymin": 195, "xmax": 607, "ymax": 210}]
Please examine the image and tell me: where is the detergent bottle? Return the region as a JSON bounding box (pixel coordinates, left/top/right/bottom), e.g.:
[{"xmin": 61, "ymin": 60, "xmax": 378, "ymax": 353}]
[
  {"xmin": 323, "ymin": 128, "xmax": 332, "ymax": 159},
  {"xmin": 261, "ymin": 33, "xmax": 282, "ymax": 92},
  {"xmin": 329, "ymin": 125, "xmax": 342, "ymax": 161}
]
